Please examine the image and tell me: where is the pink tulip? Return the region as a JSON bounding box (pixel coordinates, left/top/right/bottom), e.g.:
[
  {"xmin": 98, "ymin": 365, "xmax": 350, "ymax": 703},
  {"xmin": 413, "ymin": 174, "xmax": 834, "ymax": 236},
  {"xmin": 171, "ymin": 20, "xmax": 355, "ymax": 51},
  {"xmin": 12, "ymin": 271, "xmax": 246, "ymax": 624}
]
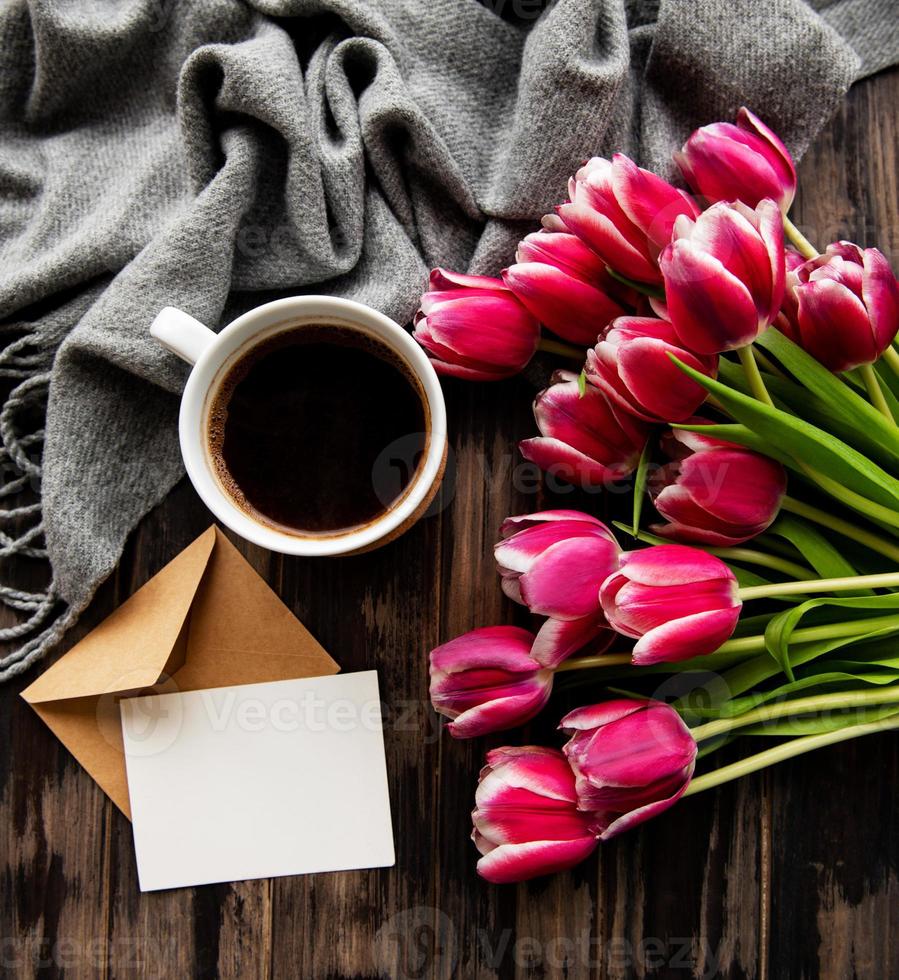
[
  {"xmin": 519, "ymin": 370, "xmax": 650, "ymax": 488},
  {"xmin": 599, "ymin": 544, "xmax": 741, "ymax": 664},
  {"xmin": 413, "ymin": 268, "xmax": 540, "ymax": 380},
  {"xmin": 649, "ymin": 422, "xmax": 786, "ymax": 545},
  {"xmin": 584, "ymin": 316, "xmax": 718, "ymax": 422},
  {"xmin": 784, "ymin": 247, "xmax": 807, "ymax": 274},
  {"xmin": 556, "ymin": 154, "xmax": 701, "ymax": 284},
  {"xmin": 778, "ymin": 242, "xmax": 899, "ymax": 373},
  {"xmin": 675, "ymin": 107, "xmax": 797, "ymax": 211},
  {"xmin": 502, "ymin": 233, "xmax": 627, "ymax": 345},
  {"xmin": 472, "ymin": 746, "xmax": 597, "ymax": 883},
  {"xmin": 561, "ymin": 699, "xmax": 697, "ymax": 839},
  {"xmin": 660, "ymin": 199, "xmax": 786, "ymax": 354},
  {"xmin": 429, "ymin": 626, "xmax": 552, "ymax": 738},
  {"xmin": 494, "ymin": 511, "xmax": 620, "ymax": 667}
]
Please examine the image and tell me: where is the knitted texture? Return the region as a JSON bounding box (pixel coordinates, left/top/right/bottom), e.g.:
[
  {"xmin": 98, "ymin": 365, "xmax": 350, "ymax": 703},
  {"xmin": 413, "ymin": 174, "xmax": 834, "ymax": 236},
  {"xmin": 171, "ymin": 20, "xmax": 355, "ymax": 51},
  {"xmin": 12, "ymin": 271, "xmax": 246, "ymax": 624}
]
[{"xmin": 0, "ymin": 0, "xmax": 889, "ymax": 679}]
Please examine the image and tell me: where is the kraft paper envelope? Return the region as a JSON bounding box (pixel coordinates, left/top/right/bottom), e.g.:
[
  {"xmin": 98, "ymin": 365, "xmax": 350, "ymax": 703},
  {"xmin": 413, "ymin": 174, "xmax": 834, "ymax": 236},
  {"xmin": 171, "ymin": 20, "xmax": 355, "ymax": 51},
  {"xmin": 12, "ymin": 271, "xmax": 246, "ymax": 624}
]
[{"xmin": 21, "ymin": 526, "xmax": 339, "ymax": 819}]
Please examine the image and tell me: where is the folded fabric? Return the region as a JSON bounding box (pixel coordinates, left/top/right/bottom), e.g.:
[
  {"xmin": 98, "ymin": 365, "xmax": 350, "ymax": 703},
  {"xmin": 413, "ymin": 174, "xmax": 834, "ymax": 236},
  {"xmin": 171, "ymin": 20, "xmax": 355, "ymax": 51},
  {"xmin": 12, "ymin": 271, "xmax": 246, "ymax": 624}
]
[{"xmin": 0, "ymin": 0, "xmax": 890, "ymax": 679}]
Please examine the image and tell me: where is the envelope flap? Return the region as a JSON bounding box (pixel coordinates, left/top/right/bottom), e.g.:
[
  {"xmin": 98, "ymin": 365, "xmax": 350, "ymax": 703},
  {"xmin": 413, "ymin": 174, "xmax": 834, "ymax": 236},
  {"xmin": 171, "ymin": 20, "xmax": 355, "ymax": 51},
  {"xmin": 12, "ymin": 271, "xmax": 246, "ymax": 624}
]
[
  {"xmin": 178, "ymin": 528, "xmax": 338, "ymax": 685},
  {"xmin": 22, "ymin": 527, "xmax": 217, "ymax": 704}
]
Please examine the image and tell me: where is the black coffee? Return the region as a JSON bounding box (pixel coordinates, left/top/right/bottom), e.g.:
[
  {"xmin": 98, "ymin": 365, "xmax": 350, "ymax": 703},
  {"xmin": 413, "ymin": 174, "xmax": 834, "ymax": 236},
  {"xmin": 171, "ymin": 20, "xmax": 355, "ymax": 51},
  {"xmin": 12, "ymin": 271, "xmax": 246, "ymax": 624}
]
[{"xmin": 208, "ymin": 324, "xmax": 428, "ymax": 535}]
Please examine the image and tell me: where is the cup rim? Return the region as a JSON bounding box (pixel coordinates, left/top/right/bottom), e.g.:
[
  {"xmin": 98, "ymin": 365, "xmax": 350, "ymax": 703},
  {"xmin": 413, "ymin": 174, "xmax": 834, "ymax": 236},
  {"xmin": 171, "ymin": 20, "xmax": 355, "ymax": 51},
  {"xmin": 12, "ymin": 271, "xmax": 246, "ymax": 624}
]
[{"xmin": 179, "ymin": 296, "xmax": 447, "ymax": 556}]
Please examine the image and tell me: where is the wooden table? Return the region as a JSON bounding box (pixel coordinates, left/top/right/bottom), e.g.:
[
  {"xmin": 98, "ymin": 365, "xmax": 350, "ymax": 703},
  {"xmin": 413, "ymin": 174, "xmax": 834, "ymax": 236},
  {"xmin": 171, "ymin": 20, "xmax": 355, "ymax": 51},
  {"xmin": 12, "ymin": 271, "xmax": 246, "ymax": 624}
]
[{"xmin": 2, "ymin": 67, "xmax": 897, "ymax": 980}]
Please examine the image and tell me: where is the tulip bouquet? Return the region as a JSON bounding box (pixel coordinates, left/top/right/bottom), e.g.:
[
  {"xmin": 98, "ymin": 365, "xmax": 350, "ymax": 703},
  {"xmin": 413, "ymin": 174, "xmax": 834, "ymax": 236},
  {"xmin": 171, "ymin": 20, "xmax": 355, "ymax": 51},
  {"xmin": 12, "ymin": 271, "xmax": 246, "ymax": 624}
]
[{"xmin": 417, "ymin": 108, "xmax": 899, "ymax": 884}]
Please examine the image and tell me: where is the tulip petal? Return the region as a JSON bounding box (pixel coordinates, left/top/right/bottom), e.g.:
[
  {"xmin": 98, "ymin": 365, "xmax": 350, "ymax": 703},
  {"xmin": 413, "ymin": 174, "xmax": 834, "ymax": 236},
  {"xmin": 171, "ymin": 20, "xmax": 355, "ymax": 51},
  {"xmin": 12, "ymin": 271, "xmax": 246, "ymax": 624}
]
[
  {"xmin": 668, "ymin": 450, "xmax": 785, "ymax": 526},
  {"xmin": 446, "ymin": 682, "xmax": 552, "ymax": 738},
  {"xmin": 679, "ymin": 129, "xmax": 789, "ymax": 209},
  {"xmin": 557, "ymin": 186, "xmax": 660, "ymax": 284},
  {"xmin": 480, "ymin": 746, "xmax": 578, "ymax": 798},
  {"xmin": 425, "ymin": 295, "xmax": 539, "ymax": 368},
  {"xmin": 533, "ymin": 381, "xmax": 647, "ymax": 466},
  {"xmin": 737, "ymin": 107, "xmax": 796, "ymax": 203},
  {"xmin": 611, "ymin": 153, "xmax": 700, "ymax": 250},
  {"xmin": 796, "ymin": 278, "xmax": 874, "ymax": 371},
  {"xmin": 430, "ymin": 268, "xmax": 508, "ymax": 292},
  {"xmin": 427, "ymin": 357, "xmax": 515, "ymax": 381},
  {"xmin": 495, "ymin": 525, "xmax": 615, "ymax": 585},
  {"xmin": 661, "ymin": 240, "xmax": 761, "ymax": 353},
  {"xmin": 614, "ymin": 337, "xmax": 714, "ymax": 422},
  {"xmin": 560, "ymin": 698, "xmax": 648, "ymax": 733},
  {"xmin": 429, "ymin": 626, "xmax": 536, "ymax": 673},
  {"xmin": 687, "ymin": 204, "xmax": 774, "ymax": 314},
  {"xmin": 519, "ymin": 437, "xmax": 629, "ymax": 486},
  {"xmin": 595, "ymin": 773, "xmax": 693, "ymax": 840},
  {"xmin": 616, "ymin": 545, "xmax": 735, "ymax": 586},
  {"xmin": 518, "ymin": 536, "xmax": 620, "ymax": 619},
  {"xmin": 609, "ymin": 578, "xmax": 740, "ymax": 636},
  {"xmin": 649, "ymin": 518, "xmax": 766, "ymax": 547},
  {"xmin": 503, "ymin": 262, "xmax": 624, "ymax": 345},
  {"xmin": 515, "ymin": 232, "xmax": 612, "ymax": 283},
  {"xmin": 474, "ymin": 805, "xmax": 596, "ymax": 845},
  {"xmin": 752, "ymin": 198, "xmax": 786, "ymax": 321},
  {"xmin": 476, "ymin": 768, "xmax": 575, "ymax": 812},
  {"xmin": 566, "ymin": 705, "xmax": 696, "ymax": 787},
  {"xmin": 664, "ymin": 421, "xmax": 735, "ymax": 455},
  {"xmin": 476, "ymin": 836, "xmax": 597, "ymax": 883},
  {"xmin": 531, "ymin": 614, "xmax": 611, "ymax": 668},
  {"xmin": 862, "ymin": 247, "xmax": 899, "ymax": 353},
  {"xmin": 650, "ymin": 475, "xmax": 775, "ymax": 544},
  {"xmin": 499, "ymin": 510, "xmax": 608, "ymax": 535},
  {"xmin": 632, "ymin": 606, "xmax": 741, "ymax": 664},
  {"xmin": 493, "ymin": 521, "xmax": 601, "ymax": 574},
  {"xmin": 499, "ymin": 573, "xmax": 524, "ymax": 604}
]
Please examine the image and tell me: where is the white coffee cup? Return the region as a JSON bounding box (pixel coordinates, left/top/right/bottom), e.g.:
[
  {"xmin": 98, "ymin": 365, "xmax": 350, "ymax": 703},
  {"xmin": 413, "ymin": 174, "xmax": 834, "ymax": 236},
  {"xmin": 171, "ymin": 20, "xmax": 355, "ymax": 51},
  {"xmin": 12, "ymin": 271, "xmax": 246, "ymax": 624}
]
[{"xmin": 150, "ymin": 296, "xmax": 447, "ymax": 556}]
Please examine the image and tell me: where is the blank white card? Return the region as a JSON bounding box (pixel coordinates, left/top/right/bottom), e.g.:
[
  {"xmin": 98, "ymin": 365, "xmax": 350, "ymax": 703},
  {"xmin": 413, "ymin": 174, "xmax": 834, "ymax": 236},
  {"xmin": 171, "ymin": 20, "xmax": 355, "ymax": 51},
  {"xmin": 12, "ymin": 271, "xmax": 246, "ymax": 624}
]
[{"xmin": 120, "ymin": 671, "xmax": 395, "ymax": 891}]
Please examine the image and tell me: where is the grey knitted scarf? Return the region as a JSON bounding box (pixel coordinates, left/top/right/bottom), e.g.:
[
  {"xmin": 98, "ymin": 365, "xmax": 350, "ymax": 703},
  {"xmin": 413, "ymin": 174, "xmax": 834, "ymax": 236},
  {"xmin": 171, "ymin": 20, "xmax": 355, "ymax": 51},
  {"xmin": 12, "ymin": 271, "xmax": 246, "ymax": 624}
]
[{"xmin": 0, "ymin": 0, "xmax": 894, "ymax": 680}]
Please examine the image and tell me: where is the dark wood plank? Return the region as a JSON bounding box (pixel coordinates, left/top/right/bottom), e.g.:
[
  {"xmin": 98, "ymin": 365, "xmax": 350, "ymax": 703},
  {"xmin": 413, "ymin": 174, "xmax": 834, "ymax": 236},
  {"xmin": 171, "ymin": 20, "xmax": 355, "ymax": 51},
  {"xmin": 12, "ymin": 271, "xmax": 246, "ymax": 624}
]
[{"xmin": 0, "ymin": 64, "xmax": 895, "ymax": 980}]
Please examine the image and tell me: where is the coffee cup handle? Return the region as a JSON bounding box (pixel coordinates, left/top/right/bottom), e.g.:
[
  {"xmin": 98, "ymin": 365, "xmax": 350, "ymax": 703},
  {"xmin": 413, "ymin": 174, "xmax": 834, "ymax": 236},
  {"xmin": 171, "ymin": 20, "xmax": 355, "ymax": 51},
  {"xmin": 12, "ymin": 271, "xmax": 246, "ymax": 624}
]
[{"xmin": 150, "ymin": 307, "xmax": 217, "ymax": 366}]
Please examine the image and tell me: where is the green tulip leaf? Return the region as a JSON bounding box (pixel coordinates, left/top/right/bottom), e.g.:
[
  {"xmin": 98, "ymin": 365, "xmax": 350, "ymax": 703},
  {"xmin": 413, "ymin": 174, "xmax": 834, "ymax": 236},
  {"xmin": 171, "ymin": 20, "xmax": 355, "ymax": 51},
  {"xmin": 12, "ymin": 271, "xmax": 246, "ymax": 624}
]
[
  {"xmin": 672, "ymin": 420, "xmax": 794, "ymax": 465},
  {"xmin": 670, "ymin": 356, "xmax": 899, "ymax": 513},
  {"xmin": 718, "ymin": 356, "xmax": 899, "ymax": 470},
  {"xmin": 766, "ymin": 514, "xmax": 870, "ymax": 594},
  {"xmin": 715, "ymin": 627, "xmax": 899, "ymax": 710},
  {"xmin": 764, "ymin": 594, "xmax": 899, "ymax": 681},
  {"xmin": 873, "ymin": 361, "xmax": 899, "ymax": 417},
  {"xmin": 631, "ymin": 440, "xmax": 651, "ymax": 535},
  {"xmin": 739, "ymin": 704, "xmax": 899, "ymax": 736},
  {"xmin": 756, "ymin": 329, "xmax": 899, "ymax": 468},
  {"xmin": 686, "ymin": 671, "xmax": 899, "ymax": 719}
]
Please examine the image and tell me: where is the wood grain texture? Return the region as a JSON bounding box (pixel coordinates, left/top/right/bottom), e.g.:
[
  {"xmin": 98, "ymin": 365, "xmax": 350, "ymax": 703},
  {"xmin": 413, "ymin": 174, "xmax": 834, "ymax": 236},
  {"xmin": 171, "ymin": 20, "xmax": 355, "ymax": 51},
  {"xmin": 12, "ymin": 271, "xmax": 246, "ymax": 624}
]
[{"xmin": 0, "ymin": 67, "xmax": 896, "ymax": 980}]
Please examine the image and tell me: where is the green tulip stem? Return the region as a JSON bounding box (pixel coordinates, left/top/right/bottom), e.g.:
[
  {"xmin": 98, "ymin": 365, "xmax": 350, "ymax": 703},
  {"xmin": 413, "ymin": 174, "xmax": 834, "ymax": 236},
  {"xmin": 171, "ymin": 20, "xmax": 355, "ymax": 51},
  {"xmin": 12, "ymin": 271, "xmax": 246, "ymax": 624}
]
[
  {"xmin": 751, "ymin": 346, "xmax": 788, "ymax": 381},
  {"xmin": 782, "ymin": 215, "xmax": 818, "ymax": 260},
  {"xmin": 690, "ymin": 687, "xmax": 899, "ymax": 742},
  {"xmin": 780, "ymin": 495, "xmax": 899, "ymax": 563},
  {"xmin": 880, "ymin": 344, "xmax": 899, "ymax": 379},
  {"xmin": 737, "ymin": 345, "xmax": 774, "ymax": 407},
  {"xmin": 537, "ymin": 337, "xmax": 585, "ymax": 360},
  {"xmin": 555, "ymin": 614, "xmax": 899, "ymax": 674},
  {"xmin": 553, "ymin": 652, "xmax": 633, "ymax": 672},
  {"xmin": 706, "ymin": 547, "xmax": 813, "ymax": 580},
  {"xmin": 738, "ymin": 569, "xmax": 899, "ymax": 601},
  {"xmin": 858, "ymin": 363, "xmax": 895, "ymax": 422},
  {"xmin": 682, "ymin": 713, "xmax": 899, "ymax": 797}
]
